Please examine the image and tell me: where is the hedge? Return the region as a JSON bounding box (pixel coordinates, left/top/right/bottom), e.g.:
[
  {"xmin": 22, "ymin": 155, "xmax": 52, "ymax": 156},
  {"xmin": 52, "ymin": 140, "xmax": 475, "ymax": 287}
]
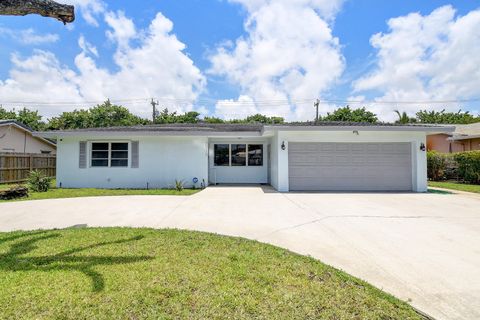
[{"xmin": 454, "ymin": 151, "xmax": 480, "ymax": 184}]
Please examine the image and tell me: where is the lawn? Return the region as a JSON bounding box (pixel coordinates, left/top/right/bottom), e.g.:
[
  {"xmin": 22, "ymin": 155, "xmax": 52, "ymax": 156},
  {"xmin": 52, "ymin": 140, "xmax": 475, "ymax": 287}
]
[
  {"xmin": 428, "ymin": 181, "xmax": 480, "ymax": 194},
  {"xmin": 0, "ymin": 180, "xmax": 198, "ymax": 202},
  {"xmin": 0, "ymin": 228, "xmax": 421, "ymax": 320}
]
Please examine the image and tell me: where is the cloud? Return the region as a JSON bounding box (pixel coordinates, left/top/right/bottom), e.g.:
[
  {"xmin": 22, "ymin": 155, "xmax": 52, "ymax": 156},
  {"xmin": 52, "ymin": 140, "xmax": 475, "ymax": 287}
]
[
  {"xmin": 215, "ymin": 95, "xmax": 258, "ymax": 119},
  {"xmin": 353, "ymin": 5, "xmax": 480, "ymax": 121},
  {"xmin": 0, "ymin": 11, "xmax": 205, "ymax": 118},
  {"xmin": 63, "ymin": 0, "xmax": 106, "ymax": 26},
  {"xmin": 0, "ymin": 27, "xmax": 59, "ymax": 44},
  {"xmin": 209, "ymin": 0, "xmax": 345, "ymax": 120}
]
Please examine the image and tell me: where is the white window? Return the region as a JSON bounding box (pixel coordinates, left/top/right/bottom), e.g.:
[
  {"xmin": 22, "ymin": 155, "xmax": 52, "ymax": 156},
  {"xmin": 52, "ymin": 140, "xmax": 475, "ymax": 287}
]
[{"xmin": 91, "ymin": 142, "xmax": 129, "ymax": 167}]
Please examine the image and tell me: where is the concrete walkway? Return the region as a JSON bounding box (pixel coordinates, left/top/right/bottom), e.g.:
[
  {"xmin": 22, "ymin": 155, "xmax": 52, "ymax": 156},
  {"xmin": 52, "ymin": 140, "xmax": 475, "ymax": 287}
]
[{"xmin": 1, "ymin": 186, "xmax": 479, "ymax": 320}]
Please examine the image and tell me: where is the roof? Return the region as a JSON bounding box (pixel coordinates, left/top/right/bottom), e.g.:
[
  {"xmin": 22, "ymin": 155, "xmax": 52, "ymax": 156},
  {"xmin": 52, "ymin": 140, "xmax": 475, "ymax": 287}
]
[
  {"xmin": 435, "ymin": 122, "xmax": 480, "ymax": 141},
  {"xmin": 34, "ymin": 122, "xmax": 453, "ymax": 138},
  {"xmin": 0, "ymin": 119, "xmax": 57, "ymax": 147}
]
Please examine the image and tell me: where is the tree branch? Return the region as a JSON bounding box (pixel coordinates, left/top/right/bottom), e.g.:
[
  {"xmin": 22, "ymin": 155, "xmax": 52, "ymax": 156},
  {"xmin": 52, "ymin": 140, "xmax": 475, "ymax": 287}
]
[{"xmin": 0, "ymin": 0, "xmax": 74, "ymax": 24}]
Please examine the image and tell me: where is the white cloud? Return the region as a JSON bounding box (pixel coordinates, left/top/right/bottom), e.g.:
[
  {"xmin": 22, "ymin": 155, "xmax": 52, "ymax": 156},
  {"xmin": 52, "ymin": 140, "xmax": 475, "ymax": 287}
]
[
  {"xmin": 0, "ymin": 11, "xmax": 205, "ymax": 118},
  {"xmin": 104, "ymin": 11, "xmax": 136, "ymax": 47},
  {"xmin": 0, "ymin": 27, "xmax": 59, "ymax": 44},
  {"xmin": 353, "ymin": 5, "xmax": 480, "ymax": 121},
  {"xmin": 215, "ymin": 95, "xmax": 259, "ymax": 119},
  {"xmin": 209, "ymin": 0, "xmax": 345, "ymax": 120},
  {"xmin": 63, "ymin": 0, "xmax": 106, "ymax": 26}
]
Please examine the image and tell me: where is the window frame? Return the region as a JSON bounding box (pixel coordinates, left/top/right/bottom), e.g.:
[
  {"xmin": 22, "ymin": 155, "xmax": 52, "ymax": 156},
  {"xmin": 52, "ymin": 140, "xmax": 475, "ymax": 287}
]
[
  {"xmin": 89, "ymin": 141, "xmax": 130, "ymax": 168},
  {"xmin": 213, "ymin": 143, "xmax": 264, "ymax": 167}
]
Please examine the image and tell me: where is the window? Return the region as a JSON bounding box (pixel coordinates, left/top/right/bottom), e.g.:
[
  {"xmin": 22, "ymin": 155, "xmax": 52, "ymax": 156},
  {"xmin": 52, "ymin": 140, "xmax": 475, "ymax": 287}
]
[
  {"xmin": 91, "ymin": 142, "xmax": 129, "ymax": 167},
  {"xmin": 41, "ymin": 150, "xmax": 52, "ymax": 154},
  {"xmin": 213, "ymin": 144, "xmax": 264, "ymax": 167},
  {"xmin": 214, "ymin": 144, "xmax": 229, "ymax": 166},
  {"xmin": 231, "ymin": 144, "xmax": 246, "ymax": 166},
  {"xmin": 248, "ymin": 144, "xmax": 263, "ymax": 166}
]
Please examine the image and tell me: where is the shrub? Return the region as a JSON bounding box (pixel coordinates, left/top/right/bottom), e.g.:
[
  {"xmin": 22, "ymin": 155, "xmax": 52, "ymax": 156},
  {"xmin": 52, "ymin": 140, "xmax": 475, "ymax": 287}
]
[
  {"xmin": 27, "ymin": 170, "xmax": 53, "ymax": 192},
  {"xmin": 454, "ymin": 151, "xmax": 480, "ymax": 184},
  {"xmin": 427, "ymin": 151, "xmax": 448, "ymax": 181},
  {"xmin": 0, "ymin": 186, "xmax": 29, "ymax": 200},
  {"xmin": 174, "ymin": 179, "xmax": 184, "ymax": 192}
]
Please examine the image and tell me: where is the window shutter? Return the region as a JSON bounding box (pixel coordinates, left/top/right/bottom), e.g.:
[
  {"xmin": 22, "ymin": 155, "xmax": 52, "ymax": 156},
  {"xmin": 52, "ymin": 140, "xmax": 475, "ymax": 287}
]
[
  {"xmin": 131, "ymin": 141, "xmax": 139, "ymax": 168},
  {"xmin": 79, "ymin": 141, "xmax": 87, "ymax": 168}
]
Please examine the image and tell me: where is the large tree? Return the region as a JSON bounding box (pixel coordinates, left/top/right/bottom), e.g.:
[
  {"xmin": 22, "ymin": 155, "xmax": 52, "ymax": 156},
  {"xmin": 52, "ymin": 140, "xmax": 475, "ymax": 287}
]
[
  {"xmin": 0, "ymin": 106, "xmax": 46, "ymax": 130},
  {"xmin": 0, "ymin": 0, "xmax": 74, "ymax": 24},
  {"xmin": 320, "ymin": 106, "xmax": 378, "ymax": 123},
  {"xmin": 415, "ymin": 109, "xmax": 480, "ymax": 124}
]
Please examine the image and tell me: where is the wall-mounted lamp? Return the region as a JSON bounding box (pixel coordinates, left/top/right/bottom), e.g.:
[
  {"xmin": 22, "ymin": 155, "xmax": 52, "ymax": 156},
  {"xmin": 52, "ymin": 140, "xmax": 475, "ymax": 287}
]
[
  {"xmin": 420, "ymin": 143, "xmax": 426, "ymax": 151},
  {"xmin": 281, "ymin": 141, "xmax": 286, "ymax": 150},
  {"xmin": 353, "ymin": 130, "xmax": 359, "ymax": 135}
]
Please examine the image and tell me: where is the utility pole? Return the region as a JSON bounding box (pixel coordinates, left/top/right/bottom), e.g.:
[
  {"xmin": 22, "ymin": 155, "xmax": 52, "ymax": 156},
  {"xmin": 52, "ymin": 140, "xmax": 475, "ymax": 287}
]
[
  {"xmin": 151, "ymin": 98, "xmax": 159, "ymax": 123},
  {"xmin": 314, "ymin": 99, "xmax": 320, "ymax": 124}
]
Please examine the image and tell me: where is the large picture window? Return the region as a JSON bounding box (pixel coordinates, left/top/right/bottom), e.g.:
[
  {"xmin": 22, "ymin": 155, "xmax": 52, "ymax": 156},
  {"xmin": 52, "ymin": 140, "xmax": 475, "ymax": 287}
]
[
  {"xmin": 231, "ymin": 144, "xmax": 246, "ymax": 166},
  {"xmin": 248, "ymin": 144, "xmax": 263, "ymax": 166},
  {"xmin": 91, "ymin": 142, "xmax": 129, "ymax": 167},
  {"xmin": 214, "ymin": 144, "xmax": 229, "ymax": 166},
  {"xmin": 213, "ymin": 144, "xmax": 263, "ymax": 167}
]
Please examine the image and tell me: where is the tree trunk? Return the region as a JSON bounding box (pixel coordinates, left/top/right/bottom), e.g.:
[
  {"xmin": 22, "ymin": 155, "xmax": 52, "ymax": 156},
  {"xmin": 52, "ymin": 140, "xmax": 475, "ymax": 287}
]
[{"xmin": 0, "ymin": 0, "xmax": 74, "ymax": 24}]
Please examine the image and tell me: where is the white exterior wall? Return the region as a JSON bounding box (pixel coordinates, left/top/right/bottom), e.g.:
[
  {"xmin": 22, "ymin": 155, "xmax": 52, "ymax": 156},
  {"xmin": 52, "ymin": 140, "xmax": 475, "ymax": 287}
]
[
  {"xmin": 57, "ymin": 136, "xmax": 208, "ymax": 189},
  {"xmin": 208, "ymin": 139, "xmax": 268, "ymax": 184},
  {"xmin": 0, "ymin": 125, "xmax": 56, "ymax": 154},
  {"xmin": 272, "ymin": 130, "xmax": 428, "ymax": 192}
]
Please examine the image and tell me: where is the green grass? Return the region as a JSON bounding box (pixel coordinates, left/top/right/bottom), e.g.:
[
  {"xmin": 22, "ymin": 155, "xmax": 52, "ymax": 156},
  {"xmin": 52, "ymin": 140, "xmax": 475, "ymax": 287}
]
[
  {"xmin": 428, "ymin": 181, "xmax": 480, "ymax": 194},
  {"xmin": 0, "ymin": 228, "xmax": 421, "ymax": 320},
  {"xmin": 0, "ymin": 180, "xmax": 198, "ymax": 202}
]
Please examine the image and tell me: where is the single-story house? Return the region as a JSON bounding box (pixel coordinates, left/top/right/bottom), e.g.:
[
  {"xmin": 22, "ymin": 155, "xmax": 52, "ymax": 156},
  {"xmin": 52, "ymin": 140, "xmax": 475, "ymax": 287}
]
[
  {"xmin": 0, "ymin": 120, "xmax": 56, "ymax": 154},
  {"xmin": 427, "ymin": 122, "xmax": 480, "ymax": 153},
  {"xmin": 36, "ymin": 122, "xmax": 452, "ymax": 192}
]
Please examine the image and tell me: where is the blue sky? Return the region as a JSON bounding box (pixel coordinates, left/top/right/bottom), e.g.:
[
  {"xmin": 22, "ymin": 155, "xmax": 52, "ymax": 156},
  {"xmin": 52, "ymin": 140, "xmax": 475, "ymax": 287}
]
[{"xmin": 0, "ymin": 0, "xmax": 479, "ymax": 121}]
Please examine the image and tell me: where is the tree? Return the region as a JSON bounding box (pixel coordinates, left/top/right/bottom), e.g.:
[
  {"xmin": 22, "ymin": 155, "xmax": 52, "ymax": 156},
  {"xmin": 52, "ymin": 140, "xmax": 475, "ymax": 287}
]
[
  {"xmin": 394, "ymin": 110, "xmax": 416, "ymax": 124},
  {"xmin": 154, "ymin": 109, "xmax": 201, "ymax": 124},
  {"xmin": 320, "ymin": 106, "xmax": 378, "ymax": 123},
  {"xmin": 203, "ymin": 116, "xmax": 225, "ymax": 124},
  {"xmin": 0, "ymin": 106, "xmax": 46, "ymax": 130},
  {"xmin": 47, "ymin": 100, "xmax": 149, "ymax": 130},
  {"xmin": 415, "ymin": 109, "xmax": 480, "ymax": 124},
  {"xmin": 0, "ymin": 0, "xmax": 74, "ymax": 24}
]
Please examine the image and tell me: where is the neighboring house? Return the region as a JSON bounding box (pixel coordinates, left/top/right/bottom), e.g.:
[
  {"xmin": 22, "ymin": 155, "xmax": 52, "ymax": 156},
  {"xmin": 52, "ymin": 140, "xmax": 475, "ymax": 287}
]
[
  {"xmin": 0, "ymin": 120, "xmax": 56, "ymax": 154},
  {"xmin": 427, "ymin": 122, "xmax": 480, "ymax": 153},
  {"xmin": 36, "ymin": 122, "xmax": 452, "ymax": 192}
]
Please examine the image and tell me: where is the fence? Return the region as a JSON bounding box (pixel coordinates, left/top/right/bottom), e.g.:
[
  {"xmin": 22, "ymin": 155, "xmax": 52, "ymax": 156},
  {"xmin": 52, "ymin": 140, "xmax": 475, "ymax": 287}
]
[{"xmin": 0, "ymin": 153, "xmax": 56, "ymax": 184}]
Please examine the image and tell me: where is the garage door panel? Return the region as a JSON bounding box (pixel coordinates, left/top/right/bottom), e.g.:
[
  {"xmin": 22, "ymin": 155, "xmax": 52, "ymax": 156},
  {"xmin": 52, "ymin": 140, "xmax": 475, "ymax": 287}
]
[{"xmin": 289, "ymin": 142, "xmax": 412, "ymax": 191}]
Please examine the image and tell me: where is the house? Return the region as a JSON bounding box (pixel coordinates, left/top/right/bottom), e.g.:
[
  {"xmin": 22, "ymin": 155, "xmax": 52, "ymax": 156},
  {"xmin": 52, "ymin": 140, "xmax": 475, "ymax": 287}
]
[
  {"xmin": 427, "ymin": 122, "xmax": 480, "ymax": 153},
  {"xmin": 36, "ymin": 122, "xmax": 452, "ymax": 192},
  {"xmin": 0, "ymin": 120, "xmax": 56, "ymax": 154}
]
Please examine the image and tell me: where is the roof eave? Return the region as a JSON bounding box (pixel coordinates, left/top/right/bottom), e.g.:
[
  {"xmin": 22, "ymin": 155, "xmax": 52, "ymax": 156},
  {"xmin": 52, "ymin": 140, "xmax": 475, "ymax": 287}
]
[{"xmin": 264, "ymin": 125, "xmax": 455, "ymax": 133}]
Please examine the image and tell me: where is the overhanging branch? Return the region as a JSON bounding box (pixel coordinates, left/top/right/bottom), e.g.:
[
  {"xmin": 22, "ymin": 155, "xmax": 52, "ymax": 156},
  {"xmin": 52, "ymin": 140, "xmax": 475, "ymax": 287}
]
[{"xmin": 0, "ymin": 0, "xmax": 75, "ymax": 24}]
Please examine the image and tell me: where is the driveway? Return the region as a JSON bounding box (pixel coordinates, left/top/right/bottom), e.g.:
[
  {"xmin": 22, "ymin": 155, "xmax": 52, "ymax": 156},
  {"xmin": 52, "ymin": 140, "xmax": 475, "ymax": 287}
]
[{"xmin": 1, "ymin": 187, "xmax": 479, "ymax": 320}]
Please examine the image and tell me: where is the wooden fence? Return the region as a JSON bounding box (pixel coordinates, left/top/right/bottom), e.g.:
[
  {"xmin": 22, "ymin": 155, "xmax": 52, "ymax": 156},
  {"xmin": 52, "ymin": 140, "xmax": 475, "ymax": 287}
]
[{"xmin": 0, "ymin": 153, "xmax": 56, "ymax": 184}]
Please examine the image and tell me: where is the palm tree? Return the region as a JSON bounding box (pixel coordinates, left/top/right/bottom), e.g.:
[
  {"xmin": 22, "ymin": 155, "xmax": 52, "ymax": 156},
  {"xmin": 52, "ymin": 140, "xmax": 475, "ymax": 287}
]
[{"xmin": 394, "ymin": 110, "xmax": 415, "ymax": 124}]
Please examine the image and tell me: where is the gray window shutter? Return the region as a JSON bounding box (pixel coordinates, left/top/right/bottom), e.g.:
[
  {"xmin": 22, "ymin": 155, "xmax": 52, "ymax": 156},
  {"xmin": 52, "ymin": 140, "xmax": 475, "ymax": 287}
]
[
  {"xmin": 79, "ymin": 141, "xmax": 87, "ymax": 168},
  {"xmin": 131, "ymin": 141, "xmax": 139, "ymax": 168}
]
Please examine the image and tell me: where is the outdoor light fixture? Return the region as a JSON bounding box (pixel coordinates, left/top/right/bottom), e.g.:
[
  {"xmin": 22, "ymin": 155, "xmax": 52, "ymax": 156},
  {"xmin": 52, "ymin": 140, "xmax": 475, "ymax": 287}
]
[
  {"xmin": 420, "ymin": 143, "xmax": 426, "ymax": 151},
  {"xmin": 281, "ymin": 141, "xmax": 286, "ymax": 150}
]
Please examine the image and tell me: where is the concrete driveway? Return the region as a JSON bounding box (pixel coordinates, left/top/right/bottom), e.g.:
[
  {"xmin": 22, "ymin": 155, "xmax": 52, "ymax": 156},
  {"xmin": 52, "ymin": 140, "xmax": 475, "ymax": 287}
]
[{"xmin": 1, "ymin": 186, "xmax": 479, "ymax": 320}]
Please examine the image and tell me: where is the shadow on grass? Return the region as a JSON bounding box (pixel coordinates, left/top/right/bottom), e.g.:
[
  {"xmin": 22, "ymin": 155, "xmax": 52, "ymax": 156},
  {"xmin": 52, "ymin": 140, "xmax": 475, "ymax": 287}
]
[
  {"xmin": 0, "ymin": 232, "xmax": 152, "ymax": 292},
  {"xmin": 427, "ymin": 188, "xmax": 453, "ymax": 195}
]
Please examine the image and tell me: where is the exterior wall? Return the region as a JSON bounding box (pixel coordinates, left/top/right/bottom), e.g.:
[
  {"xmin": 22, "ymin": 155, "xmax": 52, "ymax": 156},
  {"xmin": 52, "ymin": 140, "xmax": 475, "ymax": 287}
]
[
  {"xmin": 208, "ymin": 138, "xmax": 268, "ymax": 184},
  {"xmin": 57, "ymin": 136, "xmax": 208, "ymax": 189},
  {"xmin": 427, "ymin": 134, "xmax": 480, "ymax": 153},
  {"xmin": 0, "ymin": 125, "xmax": 56, "ymax": 154},
  {"xmin": 272, "ymin": 131, "xmax": 428, "ymax": 192}
]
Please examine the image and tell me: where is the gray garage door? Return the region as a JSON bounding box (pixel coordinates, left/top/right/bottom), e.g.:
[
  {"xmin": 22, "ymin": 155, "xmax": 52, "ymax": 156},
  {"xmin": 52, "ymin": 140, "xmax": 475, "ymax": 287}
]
[{"xmin": 288, "ymin": 142, "xmax": 412, "ymax": 191}]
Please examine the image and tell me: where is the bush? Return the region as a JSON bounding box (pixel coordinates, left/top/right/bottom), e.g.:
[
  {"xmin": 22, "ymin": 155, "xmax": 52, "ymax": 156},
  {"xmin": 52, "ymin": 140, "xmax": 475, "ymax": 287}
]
[
  {"xmin": 174, "ymin": 179, "xmax": 184, "ymax": 192},
  {"xmin": 427, "ymin": 151, "xmax": 449, "ymax": 181},
  {"xmin": 0, "ymin": 186, "xmax": 29, "ymax": 200},
  {"xmin": 454, "ymin": 151, "xmax": 480, "ymax": 184},
  {"xmin": 27, "ymin": 170, "xmax": 53, "ymax": 192}
]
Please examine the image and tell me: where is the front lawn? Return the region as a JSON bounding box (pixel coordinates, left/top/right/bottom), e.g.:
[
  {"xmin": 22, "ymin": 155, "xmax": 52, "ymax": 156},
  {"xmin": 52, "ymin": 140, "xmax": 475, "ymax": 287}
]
[
  {"xmin": 0, "ymin": 228, "xmax": 421, "ymax": 319},
  {"xmin": 0, "ymin": 180, "xmax": 198, "ymax": 202},
  {"xmin": 428, "ymin": 181, "xmax": 480, "ymax": 194}
]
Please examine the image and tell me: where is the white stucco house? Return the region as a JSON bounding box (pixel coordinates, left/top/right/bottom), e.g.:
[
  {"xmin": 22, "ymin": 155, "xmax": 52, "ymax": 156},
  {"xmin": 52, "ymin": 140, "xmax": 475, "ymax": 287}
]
[{"xmin": 36, "ymin": 122, "xmax": 452, "ymax": 192}]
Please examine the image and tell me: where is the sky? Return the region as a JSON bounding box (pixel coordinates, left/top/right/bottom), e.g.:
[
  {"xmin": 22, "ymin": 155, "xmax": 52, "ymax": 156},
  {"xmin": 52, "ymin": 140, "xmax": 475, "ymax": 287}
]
[{"xmin": 0, "ymin": 0, "xmax": 479, "ymax": 121}]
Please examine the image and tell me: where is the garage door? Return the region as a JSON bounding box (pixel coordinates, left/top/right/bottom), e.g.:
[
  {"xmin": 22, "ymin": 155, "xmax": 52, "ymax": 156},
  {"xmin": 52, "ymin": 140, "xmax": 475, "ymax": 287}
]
[{"xmin": 288, "ymin": 142, "xmax": 412, "ymax": 191}]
